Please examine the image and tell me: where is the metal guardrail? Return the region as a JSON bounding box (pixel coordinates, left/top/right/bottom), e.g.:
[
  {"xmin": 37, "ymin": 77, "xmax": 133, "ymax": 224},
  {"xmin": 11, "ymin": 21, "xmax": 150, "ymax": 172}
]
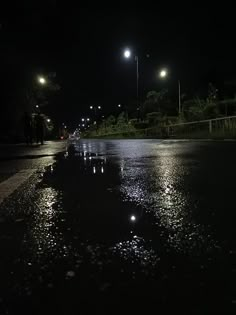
[{"xmin": 165, "ymin": 115, "xmax": 236, "ymax": 136}]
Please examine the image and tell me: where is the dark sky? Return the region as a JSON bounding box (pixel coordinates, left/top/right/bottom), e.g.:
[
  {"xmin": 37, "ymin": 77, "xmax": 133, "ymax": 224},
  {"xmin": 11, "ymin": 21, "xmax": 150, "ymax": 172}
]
[{"xmin": 1, "ymin": 3, "xmax": 236, "ymax": 126}]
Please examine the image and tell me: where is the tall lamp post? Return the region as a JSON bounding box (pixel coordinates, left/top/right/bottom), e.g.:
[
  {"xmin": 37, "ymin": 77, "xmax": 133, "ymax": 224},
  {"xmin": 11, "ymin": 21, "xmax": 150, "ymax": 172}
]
[
  {"xmin": 90, "ymin": 106, "xmax": 102, "ymax": 133},
  {"xmin": 159, "ymin": 69, "xmax": 182, "ymax": 115},
  {"xmin": 90, "ymin": 105, "xmax": 102, "ymax": 119},
  {"xmin": 124, "ymin": 49, "xmax": 139, "ymax": 112},
  {"xmin": 35, "ymin": 75, "xmax": 47, "ymax": 112}
]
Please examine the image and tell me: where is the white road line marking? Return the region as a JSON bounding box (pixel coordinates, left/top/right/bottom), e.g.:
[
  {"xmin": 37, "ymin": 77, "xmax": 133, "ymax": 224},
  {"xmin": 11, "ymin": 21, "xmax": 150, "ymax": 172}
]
[{"xmin": 0, "ymin": 169, "xmax": 36, "ymax": 204}]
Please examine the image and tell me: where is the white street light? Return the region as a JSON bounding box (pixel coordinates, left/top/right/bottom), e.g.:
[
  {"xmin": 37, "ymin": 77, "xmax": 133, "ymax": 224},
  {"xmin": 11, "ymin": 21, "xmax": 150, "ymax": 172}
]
[
  {"xmin": 130, "ymin": 215, "xmax": 136, "ymax": 222},
  {"xmin": 38, "ymin": 76, "xmax": 46, "ymax": 85},
  {"xmin": 124, "ymin": 49, "xmax": 131, "ymax": 58},
  {"xmin": 36, "ymin": 105, "xmax": 39, "ymax": 108},
  {"xmin": 159, "ymin": 69, "xmax": 181, "ymax": 115},
  {"xmin": 98, "ymin": 106, "xmax": 101, "ymax": 110},
  {"xmin": 123, "ymin": 48, "xmax": 139, "ymax": 115},
  {"xmin": 159, "ymin": 69, "xmax": 167, "ymax": 78},
  {"xmin": 81, "ymin": 118, "xmax": 85, "ymax": 122},
  {"xmin": 90, "ymin": 106, "xmax": 93, "ymax": 109},
  {"xmin": 47, "ymin": 119, "xmax": 51, "ymax": 123},
  {"xmin": 87, "ymin": 118, "xmax": 90, "ymax": 121},
  {"xmin": 118, "ymin": 104, "xmax": 121, "ymax": 108}
]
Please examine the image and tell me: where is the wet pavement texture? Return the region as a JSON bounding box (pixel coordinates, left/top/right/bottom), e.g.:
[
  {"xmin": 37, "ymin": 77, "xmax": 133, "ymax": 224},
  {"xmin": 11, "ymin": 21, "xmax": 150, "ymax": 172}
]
[
  {"xmin": 0, "ymin": 141, "xmax": 66, "ymax": 183},
  {"xmin": 0, "ymin": 139, "xmax": 234, "ymax": 314}
]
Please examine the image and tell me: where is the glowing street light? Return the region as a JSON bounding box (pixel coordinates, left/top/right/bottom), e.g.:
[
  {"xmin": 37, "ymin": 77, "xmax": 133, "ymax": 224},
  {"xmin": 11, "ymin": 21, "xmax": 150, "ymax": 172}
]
[
  {"xmin": 159, "ymin": 69, "xmax": 167, "ymax": 78},
  {"xmin": 123, "ymin": 48, "xmax": 139, "ymax": 114},
  {"xmin": 81, "ymin": 118, "xmax": 85, "ymax": 122},
  {"xmin": 98, "ymin": 106, "xmax": 101, "ymax": 110},
  {"xmin": 90, "ymin": 106, "xmax": 93, "ymax": 109},
  {"xmin": 159, "ymin": 69, "xmax": 181, "ymax": 115},
  {"xmin": 47, "ymin": 119, "xmax": 51, "ymax": 123},
  {"xmin": 130, "ymin": 215, "xmax": 136, "ymax": 222},
  {"xmin": 118, "ymin": 104, "xmax": 121, "ymax": 108},
  {"xmin": 38, "ymin": 76, "xmax": 46, "ymax": 85},
  {"xmin": 36, "ymin": 105, "xmax": 39, "ymax": 108},
  {"xmin": 124, "ymin": 49, "xmax": 131, "ymax": 58},
  {"xmin": 87, "ymin": 118, "xmax": 90, "ymax": 122}
]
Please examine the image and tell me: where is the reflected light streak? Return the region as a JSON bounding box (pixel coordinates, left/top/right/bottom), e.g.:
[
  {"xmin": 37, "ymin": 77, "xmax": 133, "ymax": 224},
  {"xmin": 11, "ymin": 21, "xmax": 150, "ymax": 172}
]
[{"xmin": 26, "ymin": 188, "xmax": 68, "ymax": 261}]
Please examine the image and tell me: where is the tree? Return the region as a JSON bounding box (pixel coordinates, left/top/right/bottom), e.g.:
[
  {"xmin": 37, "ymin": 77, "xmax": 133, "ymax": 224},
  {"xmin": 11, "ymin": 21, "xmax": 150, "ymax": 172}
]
[
  {"xmin": 146, "ymin": 112, "xmax": 162, "ymax": 125},
  {"xmin": 183, "ymin": 98, "xmax": 206, "ymax": 121},
  {"xmin": 117, "ymin": 112, "xmax": 126, "ymax": 126},
  {"xmin": 106, "ymin": 115, "xmax": 116, "ymax": 127},
  {"xmin": 141, "ymin": 89, "xmax": 168, "ymax": 116},
  {"xmin": 207, "ymin": 83, "xmax": 218, "ymax": 104}
]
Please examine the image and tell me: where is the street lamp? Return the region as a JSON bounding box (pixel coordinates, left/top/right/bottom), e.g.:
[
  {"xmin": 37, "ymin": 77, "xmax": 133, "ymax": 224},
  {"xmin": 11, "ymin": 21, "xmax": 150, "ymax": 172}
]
[
  {"xmin": 87, "ymin": 118, "xmax": 90, "ymax": 122},
  {"xmin": 89, "ymin": 106, "xmax": 101, "ymax": 133},
  {"xmin": 81, "ymin": 118, "xmax": 85, "ymax": 122},
  {"xmin": 123, "ymin": 48, "xmax": 139, "ymax": 114},
  {"xmin": 118, "ymin": 104, "xmax": 121, "ymax": 108},
  {"xmin": 159, "ymin": 69, "xmax": 181, "ymax": 115},
  {"xmin": 38, "ymin": 76, "xmax": 46, "ymax": 85},
  {"xmin": 47, "ymin": 119, "xmax": 51, "ymax": 123},
  {"xmin": 124, "ymin": 49, "xmax": 131, "ymax": 59},
  {"xmin": 159, "ymin": 69, "xmax": 167, "ymax": 78}
]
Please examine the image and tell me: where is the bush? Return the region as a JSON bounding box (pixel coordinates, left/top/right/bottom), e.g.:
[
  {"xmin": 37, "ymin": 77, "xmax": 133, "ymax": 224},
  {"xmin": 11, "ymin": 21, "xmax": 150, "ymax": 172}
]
[{"xmin": 146, "ymin": 112, "xmax": 162, "ymax": 125}]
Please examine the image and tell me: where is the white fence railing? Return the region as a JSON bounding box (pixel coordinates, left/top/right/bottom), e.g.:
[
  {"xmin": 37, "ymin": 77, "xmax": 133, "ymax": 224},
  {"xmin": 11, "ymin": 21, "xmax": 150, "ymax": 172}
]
[{"xmin": 165, "ymin": 115, "xmax": 236, "ymax": 137}]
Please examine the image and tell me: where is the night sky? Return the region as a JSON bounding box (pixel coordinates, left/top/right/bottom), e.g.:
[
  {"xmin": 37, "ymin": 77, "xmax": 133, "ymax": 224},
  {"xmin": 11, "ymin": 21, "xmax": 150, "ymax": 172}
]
[{"xmin": 1, "ymin": 3, "xmax": 236, "ymax": 127}]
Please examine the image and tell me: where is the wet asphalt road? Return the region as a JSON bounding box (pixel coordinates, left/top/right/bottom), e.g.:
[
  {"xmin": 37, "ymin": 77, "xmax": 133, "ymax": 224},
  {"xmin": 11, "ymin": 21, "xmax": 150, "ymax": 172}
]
[{"xmin": 0, "ymin": 139, "xmax": 235, "ymax": 314}]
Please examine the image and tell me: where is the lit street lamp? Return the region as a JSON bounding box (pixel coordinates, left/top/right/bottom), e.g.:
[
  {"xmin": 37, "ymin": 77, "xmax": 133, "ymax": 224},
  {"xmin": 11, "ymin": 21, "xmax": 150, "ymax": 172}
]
[
  {"xmin": 124, "ymin": 50, "xmax": 131, "ymax": 58},
  {"xmin": 123, "ymin": 49, "xmax": 139, "ymax": 112},
  {"xmin": 47, "ymin": 119, "xmax": 51, "ymax": 123},
  {"xmin": 89, "ymin": 106, "xmax": 102, "ymax": 119},
  {"xmin": 89, "ymin": 106, "xmax": 102, "ymax": 133},
  {"xmin": 159, "ymin": 69, "xmax": 182, "ymax": 115},
  {"xmin": 38, "ymin": 76, "xmax": 46, "ymax": 85},
  {"xmin": 159, "ymin": 69, "xmax": 167, "ymax": 78}
]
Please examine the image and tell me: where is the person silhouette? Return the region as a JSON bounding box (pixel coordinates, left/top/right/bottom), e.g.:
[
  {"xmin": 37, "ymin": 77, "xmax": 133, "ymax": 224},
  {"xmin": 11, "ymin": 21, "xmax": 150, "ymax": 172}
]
[{"xmin": 35, "ymin": 113, "xmax": 45, "ymax": 145}]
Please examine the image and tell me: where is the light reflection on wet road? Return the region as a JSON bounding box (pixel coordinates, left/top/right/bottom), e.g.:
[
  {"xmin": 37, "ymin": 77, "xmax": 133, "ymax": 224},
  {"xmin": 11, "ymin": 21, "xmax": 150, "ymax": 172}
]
[{"xmin": 0, "ymin": 139, "xmax": 235, "ymax": 313}]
